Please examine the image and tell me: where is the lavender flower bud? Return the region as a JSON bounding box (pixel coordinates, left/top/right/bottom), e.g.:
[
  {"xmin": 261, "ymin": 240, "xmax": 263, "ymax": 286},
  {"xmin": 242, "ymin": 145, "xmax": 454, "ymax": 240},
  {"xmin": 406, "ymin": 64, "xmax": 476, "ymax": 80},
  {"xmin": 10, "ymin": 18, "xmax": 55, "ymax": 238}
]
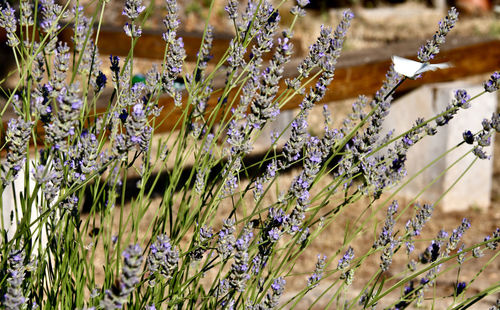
[
  {"xmin": 163, "ymin": 0, "xmax": 180, "ymax": 43},
  {"xmin": 72, "ymin": 6, "xmax": 92, "ymax": 52},
  {"xmin": 472, "ymin": 146, "xmax": 489, "ymax": 159},
  {"xmin": 4, "ymin": 117, "xmax": 33, "ymax": 181},
  {"xmin": 457, "ymin": 244, "xmax": 466, "ymax": 264},
  {"xmin": 162, "ymin": 37, "xmax": 185, "ymax": 102},
  {"xmin": 472, "ymin": 247, "xmax": 484, "ymax": 258},
  {"xmin": 228, "ymin": 225, "xmax": 253, "ymax": 292},
  {"xmin": 51, "ymin": 42, "xmax": 71, "ymax": 92},
  {"xmin": 2, "ymin": 249, "xmax": 26, "ymax": 310},
  {"xmin": 101, "ymin": 244, "xmax": 143, "ymax": 309},
  {"xmin": 405, "ymin": 203, "xmax": 434, "ymax": 237},
  {"xmin": 447, "ymin": 218, "xmax": 471, "ymax": 253},
  {"xmin": 485, "ymin": 228, "xmax": 499, "ymax": 250},
  {"xmin": 0, "ymin": 4, "xmax": 19, "ymax": 47},
  {"xmin": 484, "ymin": 72, "xmax": 500, "ymax": 93},
  {"xmin": 463, "ymin": 130, "xmax": 474, "ymax": 144},
  {"xmin": 455, "ymin": 282, "xmax": 466, "ymax": 296},
  {"xmin": 417, "ymin": 7, "xmax": 458, "ymax": 62},
  {"xmin": 454, "ymin": 89, "xmax": 471, "ymax": 108},
  {"xmin": 226, "ymin": 120, "xmax": 252, "ymax": 156},
  {"xmin": 373, "ymin": 201, "xmax": 398, "ymax": 248},
  {"xmin": 221, "ymin": 157, "xmax": 241, "ymax": 197},
  {"xmin": 337, "ymin": 246, "xmax": 354, "ymax": 272},
  {"xmin": 123, "ymin": 0, "xmax": 145, "ymax": 20},
  {"xmin": 225, "ymin": 0, "xmax": 238, "ymax": 20},
  {"xmin": 281, "ymin": 113, "xmax": 308, "ymax": 166},
  {"xmin": 194, "ymin": 25, "xmax": 213, "ymax": 81},
  {"xmin": 260, "ymin": 277, "xmax": 286, "ymax": 309},
  {"xmin": 147, "ymin": 234, "xmax": 179, "ymax": 281},
  {"xmin": 20, "ymin": 1, "xmax": 33, "ymax": 26},
  {"xmin": 95, "ymin": 71, "xmax": 107, "ymax": 93},
  {"xmin": 307, "ymin": 254, "xmax": 326, "ymax": 289},
  {"xmin": 124, "ymin": 22, "xmax": 142, "ymax": 37},
  {"xmin": 380, "ymin": 240, "xmax": 399, "ymax": 272},
  {"xmin": 40, "ymin": 0, "xmax": 64, "ymax": 32},
  {"xmin": 248, "ymin": 35, "xmax": 292, "ymax": 129},
  {"xmin": 217, "ymin": 219, "xmax": 236, "ymax": 260}
]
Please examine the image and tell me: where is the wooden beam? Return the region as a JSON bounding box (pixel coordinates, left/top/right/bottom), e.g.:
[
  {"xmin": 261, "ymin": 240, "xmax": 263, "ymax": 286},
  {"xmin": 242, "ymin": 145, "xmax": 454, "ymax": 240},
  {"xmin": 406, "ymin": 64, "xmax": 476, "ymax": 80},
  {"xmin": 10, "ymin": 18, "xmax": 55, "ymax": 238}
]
[{"xmin": 58, "ymin": 25, "xmax": 304, "ymax": 63}]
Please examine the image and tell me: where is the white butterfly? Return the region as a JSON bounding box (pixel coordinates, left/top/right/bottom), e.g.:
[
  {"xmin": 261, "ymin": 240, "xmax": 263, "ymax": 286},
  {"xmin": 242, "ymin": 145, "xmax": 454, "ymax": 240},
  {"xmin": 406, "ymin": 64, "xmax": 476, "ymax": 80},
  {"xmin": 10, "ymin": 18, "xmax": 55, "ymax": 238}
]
[{"xmin": 392, "ymin": 56, "xmax": 451, "ymax": 79}]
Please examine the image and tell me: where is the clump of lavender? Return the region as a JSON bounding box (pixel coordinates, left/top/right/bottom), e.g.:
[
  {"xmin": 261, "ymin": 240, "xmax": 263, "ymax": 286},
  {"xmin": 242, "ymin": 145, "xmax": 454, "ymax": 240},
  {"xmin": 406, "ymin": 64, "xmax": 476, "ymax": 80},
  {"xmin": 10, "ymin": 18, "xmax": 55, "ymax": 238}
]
[{"xmin": 0, "ymin": 1, "xmax": 499, "ymax": 309}]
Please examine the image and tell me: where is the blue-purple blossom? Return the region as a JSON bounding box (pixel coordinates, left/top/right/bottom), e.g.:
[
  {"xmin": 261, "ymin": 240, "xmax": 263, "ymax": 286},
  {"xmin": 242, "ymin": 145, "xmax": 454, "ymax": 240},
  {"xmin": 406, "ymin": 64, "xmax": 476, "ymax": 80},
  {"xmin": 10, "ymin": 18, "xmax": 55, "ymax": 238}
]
[
  {"xmin": 455, "ymin": 282, "xmax": 466, "ymax": 296},
  {"xmin": 454, "ymin": 89, "xmax": 471, "ymax": 108},
  {"xmin": 374, "ymin": 201, "xmax": 398, "ymax": 248},
  {"xmin": 95, "ymin": 71, "xmax": 107, "ymax": 93},
  {"xmin": 463, "ymin": 130, "xmax": 474, "ymax": 144},
  {"xmin": 484, "ymin": 72, "xmax": 500, "ymax": 93}
]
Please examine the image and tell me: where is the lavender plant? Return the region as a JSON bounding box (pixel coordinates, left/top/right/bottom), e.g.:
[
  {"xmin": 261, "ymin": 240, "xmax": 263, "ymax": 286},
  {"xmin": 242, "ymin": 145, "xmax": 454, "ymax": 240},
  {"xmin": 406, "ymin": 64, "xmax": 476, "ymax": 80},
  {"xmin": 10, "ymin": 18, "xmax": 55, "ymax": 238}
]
[{"xmin": 0, "ymin": 0, "xmax": 499, "ymax": 309}]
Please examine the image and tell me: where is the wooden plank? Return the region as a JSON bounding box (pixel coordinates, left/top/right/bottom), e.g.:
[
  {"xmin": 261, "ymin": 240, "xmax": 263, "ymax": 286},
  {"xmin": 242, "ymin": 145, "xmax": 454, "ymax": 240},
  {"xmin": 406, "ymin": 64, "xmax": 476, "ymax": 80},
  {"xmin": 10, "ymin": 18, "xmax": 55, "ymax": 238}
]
[{"xmin": 58, "ymin": 25, "xmax": 304, "ymax": 63}]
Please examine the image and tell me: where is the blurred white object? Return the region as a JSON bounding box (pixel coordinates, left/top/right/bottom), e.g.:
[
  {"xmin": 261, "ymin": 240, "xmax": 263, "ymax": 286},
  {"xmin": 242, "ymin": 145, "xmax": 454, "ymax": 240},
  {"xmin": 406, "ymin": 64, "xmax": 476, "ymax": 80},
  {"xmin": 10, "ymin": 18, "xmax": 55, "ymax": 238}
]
[{"xmin": 392, "ymin": 56, "xmax": 451, "ymax": 79}]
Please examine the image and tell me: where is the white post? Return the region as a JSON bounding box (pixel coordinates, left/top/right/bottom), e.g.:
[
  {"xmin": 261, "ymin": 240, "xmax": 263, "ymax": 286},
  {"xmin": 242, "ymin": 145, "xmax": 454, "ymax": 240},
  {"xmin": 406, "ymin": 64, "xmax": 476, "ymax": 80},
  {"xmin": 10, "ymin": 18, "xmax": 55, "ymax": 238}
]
[{"xmin": 383, "ymin": 80, "xmax": 497, "ymax": 211}]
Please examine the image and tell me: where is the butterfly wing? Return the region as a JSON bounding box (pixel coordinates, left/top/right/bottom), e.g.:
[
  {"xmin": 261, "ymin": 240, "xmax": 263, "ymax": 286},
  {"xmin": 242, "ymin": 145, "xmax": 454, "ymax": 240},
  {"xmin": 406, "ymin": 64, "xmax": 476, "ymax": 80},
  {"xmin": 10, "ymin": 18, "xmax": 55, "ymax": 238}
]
[
  {"xmin": 392, "ymin": 56, "xmax": 425, "ymax": 78},
  {"xmin": 416, "ymin": 62, "xmax": 451, "ymax": 74}
]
